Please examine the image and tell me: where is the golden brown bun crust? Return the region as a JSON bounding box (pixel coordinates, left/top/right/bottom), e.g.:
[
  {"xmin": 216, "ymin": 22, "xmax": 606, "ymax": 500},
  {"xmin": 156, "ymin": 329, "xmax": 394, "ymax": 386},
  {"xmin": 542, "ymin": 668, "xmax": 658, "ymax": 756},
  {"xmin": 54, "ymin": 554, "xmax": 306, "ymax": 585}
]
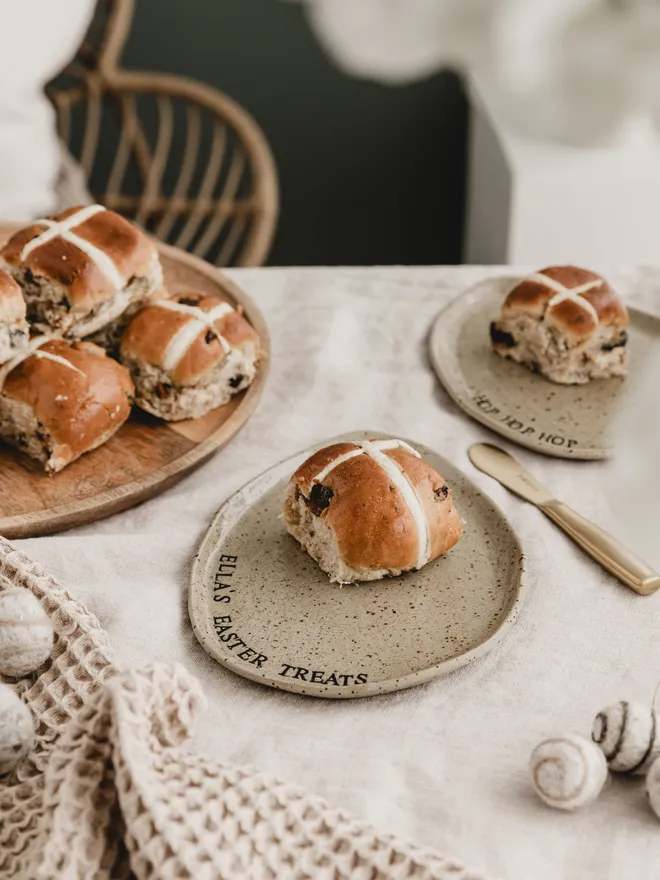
[
  {"xmin": 120, "ymin": 292, "xmax": 260, "ymax": 385},
  {"xmin": 503, "ymin": 266, "xmax": 629, "ymax": 341},
  {"xmin": 293, "ymin": 442, "xmax": 463, "ymax": 572},
  {"xmin": 386, "ymin": 446, "xmax": 464, "ymax": 561},
  {"xmin": 0, "ymin": 269, "xmax": 25, "ymax": 323},
  {"xmin": 1, "ymin": 206, "xmax": 158, "ymax": 312},
  {"xmin": 3, "ymin": 339, "xmax": 134, "ymax": 469}
]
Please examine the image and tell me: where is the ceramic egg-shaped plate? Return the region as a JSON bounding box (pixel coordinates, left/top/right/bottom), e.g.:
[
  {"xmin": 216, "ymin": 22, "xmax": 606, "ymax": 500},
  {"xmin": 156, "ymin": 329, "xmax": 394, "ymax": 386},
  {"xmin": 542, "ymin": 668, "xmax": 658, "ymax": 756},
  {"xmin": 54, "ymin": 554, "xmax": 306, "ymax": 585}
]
[
  {"xmin": 189, "ymin": 430, "xmax": 525, "ymax": 699},
  {"xmin": 429, "ymin": 277, "xmax": 660, "ymax": 460}
]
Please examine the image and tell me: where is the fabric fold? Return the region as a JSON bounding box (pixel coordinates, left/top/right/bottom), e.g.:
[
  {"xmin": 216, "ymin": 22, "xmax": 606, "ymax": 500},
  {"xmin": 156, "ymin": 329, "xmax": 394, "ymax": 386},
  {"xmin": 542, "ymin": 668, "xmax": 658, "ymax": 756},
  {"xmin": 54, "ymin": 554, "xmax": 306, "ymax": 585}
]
[{"xmin": 0, "ymin": 538, "xmax": 486, "ymax": 880}]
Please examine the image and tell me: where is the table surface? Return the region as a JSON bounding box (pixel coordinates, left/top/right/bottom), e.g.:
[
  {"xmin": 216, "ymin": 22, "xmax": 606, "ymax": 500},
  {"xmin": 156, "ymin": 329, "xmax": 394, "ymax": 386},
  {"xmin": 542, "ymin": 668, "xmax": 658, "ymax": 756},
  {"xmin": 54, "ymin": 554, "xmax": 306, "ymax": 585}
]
[{"xmin": 16, "ymin": 265, "xmax": 660, "ymax": 880}]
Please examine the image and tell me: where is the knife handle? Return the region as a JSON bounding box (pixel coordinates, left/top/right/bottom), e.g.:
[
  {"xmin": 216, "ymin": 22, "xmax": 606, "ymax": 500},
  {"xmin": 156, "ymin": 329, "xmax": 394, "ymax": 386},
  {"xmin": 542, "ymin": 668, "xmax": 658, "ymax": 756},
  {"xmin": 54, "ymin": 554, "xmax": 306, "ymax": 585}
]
[{"xmin": 539, "ymin": 499, "xmax": 660, "ymax": 595}]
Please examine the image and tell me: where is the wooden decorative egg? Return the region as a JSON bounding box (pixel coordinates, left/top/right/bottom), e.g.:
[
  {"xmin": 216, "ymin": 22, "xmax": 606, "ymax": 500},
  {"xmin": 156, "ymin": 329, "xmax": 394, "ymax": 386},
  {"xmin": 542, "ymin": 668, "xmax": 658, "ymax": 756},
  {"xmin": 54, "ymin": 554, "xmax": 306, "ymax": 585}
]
[
  {"xmin": 0, "ymin": 589, "xmax": 53, "ymax": 677},
  {"xmin": 593, "ymin": 701, "xmax": 660, "ymax": 774},
  {"xmin": 530, "ymin": 734, "xmax": 608, "ymax": 810},
  {"xmin": 0, "ymin": 683, "xmax": 34, "ymax": 774}
]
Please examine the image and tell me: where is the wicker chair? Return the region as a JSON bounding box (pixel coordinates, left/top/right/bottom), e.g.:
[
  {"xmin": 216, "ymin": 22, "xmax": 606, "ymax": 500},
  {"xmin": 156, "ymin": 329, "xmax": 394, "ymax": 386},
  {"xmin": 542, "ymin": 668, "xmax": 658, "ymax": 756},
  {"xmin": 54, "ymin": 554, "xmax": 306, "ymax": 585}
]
[{"xmin": 47, "ymin": 0, "xmax": 279, "ymax": 267}]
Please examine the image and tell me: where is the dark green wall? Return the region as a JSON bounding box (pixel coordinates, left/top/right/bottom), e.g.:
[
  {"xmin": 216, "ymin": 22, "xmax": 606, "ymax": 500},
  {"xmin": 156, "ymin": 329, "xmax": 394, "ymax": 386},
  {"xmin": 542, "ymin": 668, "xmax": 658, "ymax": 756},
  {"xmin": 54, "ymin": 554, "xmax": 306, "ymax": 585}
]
[{"xmin": 122, "ymin": 0, "xmax": 468, "ymax": 266}]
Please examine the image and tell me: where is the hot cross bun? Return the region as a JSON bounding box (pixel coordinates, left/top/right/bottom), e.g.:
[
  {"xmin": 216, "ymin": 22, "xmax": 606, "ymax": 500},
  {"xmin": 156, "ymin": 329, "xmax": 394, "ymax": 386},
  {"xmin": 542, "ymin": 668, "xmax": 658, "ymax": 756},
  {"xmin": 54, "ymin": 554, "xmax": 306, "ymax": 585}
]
[
  {"xmin": 283, "ymin": 439, "xmax": 463, "ymax": 584},
  {"xmin": 0, "ymin": 269, "xmax": 28, "ymax": 364},
  {"xmin": 120, "ymin": 291, "xmax": 260, "ymax": 421},
  {"xmin": 0, "ymin": 338, "xmax": 134, "ymax": 473},
  {"xmin": 0, "ymin": 205, "xmax": 162, "ymax": 339},
  {"xmin": 490, "ymin": 267, "xmax": 629, "ymax": 384}
]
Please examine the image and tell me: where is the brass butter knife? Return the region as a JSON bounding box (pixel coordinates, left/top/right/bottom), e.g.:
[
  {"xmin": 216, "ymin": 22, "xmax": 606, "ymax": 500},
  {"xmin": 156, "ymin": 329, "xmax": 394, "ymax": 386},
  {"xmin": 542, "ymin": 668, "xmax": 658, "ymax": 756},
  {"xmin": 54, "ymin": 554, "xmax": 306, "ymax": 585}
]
[{"xmin": 468, "ymin": 442, "xmax": 660, "ymax": 596}]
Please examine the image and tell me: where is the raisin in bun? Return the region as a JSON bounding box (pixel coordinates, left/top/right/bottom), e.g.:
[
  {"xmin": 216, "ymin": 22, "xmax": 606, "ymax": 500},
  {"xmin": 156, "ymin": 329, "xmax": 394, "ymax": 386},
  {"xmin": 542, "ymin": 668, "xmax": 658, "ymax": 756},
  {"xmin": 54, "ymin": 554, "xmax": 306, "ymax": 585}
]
[
  {"xmin": 120, "ymin": 291, "xmax": 260, "ymax": 421},
  {"xmin": 283, "ymin": 439, "xmax": 463, "ymax": 584},
  {"xmin": 0, "ymin": 338, "xmax": 134, "ymax": 473},
  {"xmin": 490, "ymin": 266, "xmax": 629, "ymax": 385},
  {"xmin": 0, "ymin": 204, "xmax": 162, "ymax": 338},
  {"xmin": 0, "ymin": 269, "xmax": 28, "ymax": 364}
]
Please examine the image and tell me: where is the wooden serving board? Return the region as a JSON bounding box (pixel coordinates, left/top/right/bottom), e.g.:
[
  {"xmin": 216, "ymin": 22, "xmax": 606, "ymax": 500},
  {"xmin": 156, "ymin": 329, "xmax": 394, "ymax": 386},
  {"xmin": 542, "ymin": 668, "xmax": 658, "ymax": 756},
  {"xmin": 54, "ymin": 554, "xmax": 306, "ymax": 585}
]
[{"xmin": 0, "ymin": 240, "xmax": 270, "ymax": 539}]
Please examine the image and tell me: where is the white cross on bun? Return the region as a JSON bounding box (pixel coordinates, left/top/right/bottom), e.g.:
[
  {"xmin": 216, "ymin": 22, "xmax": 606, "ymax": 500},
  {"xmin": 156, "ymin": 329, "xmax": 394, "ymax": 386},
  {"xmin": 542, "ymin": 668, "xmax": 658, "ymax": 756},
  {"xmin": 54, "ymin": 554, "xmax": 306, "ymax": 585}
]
[
  {"xmin": 490, "ymin": 266, "xmax": 629, "ymax": 385},
  {"xmin": 0, "ymin": 269, "xmax": 29, "ymax": 365},
  {"xmin": 0, "ymin": 205, "xmax": 163, "ymax": 340},
  {"xmin": 0, "ymin": 338, "xmax": 134, "ymax": 473},
  {"xmin": 283, "ymin": 439, "xmax": 463, "ymax": 584},
  {"xmin": 120, "ymin": 291, "xmax": 261, "ymax": 421}
]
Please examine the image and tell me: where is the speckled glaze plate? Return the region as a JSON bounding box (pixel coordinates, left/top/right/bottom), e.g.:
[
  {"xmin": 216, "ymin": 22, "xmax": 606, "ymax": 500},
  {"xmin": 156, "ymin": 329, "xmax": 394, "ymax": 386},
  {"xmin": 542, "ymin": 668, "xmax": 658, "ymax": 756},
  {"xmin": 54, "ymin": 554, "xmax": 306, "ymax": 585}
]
[
  {"xmin": 429, "ymin": 277, "xmax": 660, "ymax": 460},
  {"xmin": 189, "ymin": 431, "xmax": 525, "ymax": 699}
]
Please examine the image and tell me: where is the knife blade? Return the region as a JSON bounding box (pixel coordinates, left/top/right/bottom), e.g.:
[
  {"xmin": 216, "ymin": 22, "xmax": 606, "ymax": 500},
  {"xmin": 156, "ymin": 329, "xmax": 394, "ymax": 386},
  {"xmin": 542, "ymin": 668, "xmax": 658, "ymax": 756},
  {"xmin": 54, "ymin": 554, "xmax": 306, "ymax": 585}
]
[{"xmin": 468, "ymin": 443, "xmax": 553, "ymax": 506}]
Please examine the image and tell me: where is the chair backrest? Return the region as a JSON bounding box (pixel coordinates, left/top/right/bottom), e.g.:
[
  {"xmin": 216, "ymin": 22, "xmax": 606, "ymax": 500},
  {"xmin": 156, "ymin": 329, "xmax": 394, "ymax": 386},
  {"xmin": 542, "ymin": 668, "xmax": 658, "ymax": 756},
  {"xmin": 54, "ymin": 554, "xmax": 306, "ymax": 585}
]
[{"xmin": 48, "ymin": 0, "xmax": 279, "ymax": 267}]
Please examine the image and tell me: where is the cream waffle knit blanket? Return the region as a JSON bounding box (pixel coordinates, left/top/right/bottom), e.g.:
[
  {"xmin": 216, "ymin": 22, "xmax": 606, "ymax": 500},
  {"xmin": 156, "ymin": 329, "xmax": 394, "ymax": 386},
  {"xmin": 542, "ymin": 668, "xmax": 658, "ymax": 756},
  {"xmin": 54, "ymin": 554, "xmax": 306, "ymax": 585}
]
[{"xmin": 0, "ymin": 537, "xmax": 485, "ymax": 880}]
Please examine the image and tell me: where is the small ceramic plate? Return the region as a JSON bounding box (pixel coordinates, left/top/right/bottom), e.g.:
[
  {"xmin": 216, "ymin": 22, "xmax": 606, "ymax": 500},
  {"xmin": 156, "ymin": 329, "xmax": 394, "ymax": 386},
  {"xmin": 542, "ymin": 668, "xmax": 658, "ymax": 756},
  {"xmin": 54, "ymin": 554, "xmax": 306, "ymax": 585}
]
[
  {"xmin": 429, "ymin": 277, "xmax": 660, "ymax": 460},
  {"xmin": 189, "ymin": 431, "xmax": 525, "ymax": 699}
]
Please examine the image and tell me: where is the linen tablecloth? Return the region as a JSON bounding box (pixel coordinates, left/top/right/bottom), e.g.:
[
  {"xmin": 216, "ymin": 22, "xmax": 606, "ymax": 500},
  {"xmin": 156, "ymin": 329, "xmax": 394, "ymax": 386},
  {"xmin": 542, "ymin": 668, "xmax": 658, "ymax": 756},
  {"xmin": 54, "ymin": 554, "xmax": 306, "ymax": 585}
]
[{"xmin": 15, "ymin": 266, "xmax": 660, "ymax": 880}]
